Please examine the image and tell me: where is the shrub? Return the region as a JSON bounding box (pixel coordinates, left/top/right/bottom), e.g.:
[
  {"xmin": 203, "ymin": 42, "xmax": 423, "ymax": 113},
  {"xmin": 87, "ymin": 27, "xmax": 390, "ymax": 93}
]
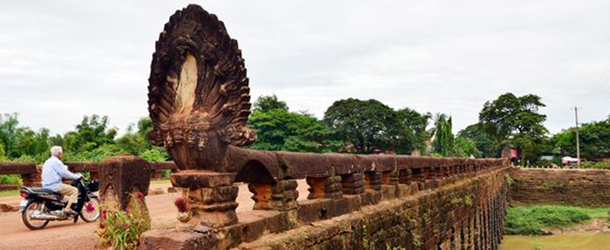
[
  {"xmin": 582, "ymin": 161, "xmax": 610, "ymax": 170},
  {"xmin": 98, "ymin": 192, "xmax": 150, "ymax": 249},
  {"xmin": 0, "ymin": 174, "xmax": 22, "ymax": 185}
]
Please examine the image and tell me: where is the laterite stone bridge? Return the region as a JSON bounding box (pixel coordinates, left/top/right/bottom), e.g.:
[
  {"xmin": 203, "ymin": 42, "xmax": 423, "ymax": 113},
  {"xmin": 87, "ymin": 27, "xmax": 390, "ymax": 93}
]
[
  {"xmin": 138, "ymin": 5, "xmax": 511, "ymax": 250},
  {"xmin": 0, "ymin": 4, "xmax": 522, "ymax": 250}
]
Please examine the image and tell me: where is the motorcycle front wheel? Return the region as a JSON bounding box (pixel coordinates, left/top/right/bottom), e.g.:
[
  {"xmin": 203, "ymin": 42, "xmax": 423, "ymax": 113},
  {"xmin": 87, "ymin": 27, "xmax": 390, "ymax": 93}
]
[
  {"xmin": 22, "ymin": 201, "xmax": 50, "ymax": 230},
  {"xmin": 80, "ymin": 197, "xmax": 101, "ymax": 223}
]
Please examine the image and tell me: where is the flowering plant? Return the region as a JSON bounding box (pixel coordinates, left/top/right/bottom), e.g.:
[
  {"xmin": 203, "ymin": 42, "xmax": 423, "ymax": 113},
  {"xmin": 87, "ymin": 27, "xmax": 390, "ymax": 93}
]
[{"xmin": 98, "ymin": 192, "xmax": 150, "ymax": 250}]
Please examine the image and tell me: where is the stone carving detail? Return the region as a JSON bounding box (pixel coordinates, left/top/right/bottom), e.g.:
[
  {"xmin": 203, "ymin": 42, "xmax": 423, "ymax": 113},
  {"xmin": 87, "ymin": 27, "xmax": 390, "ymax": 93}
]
[
  {"xmin": 364, "ymin": 170, "xmax": 382, "ymax": 190},
  {"xmin": 341, "ymin": 173, "xmax": 365, "ymax": 195},
  {"xmin": 148, "ymin": 4, "xmax": 255, "ymax": 172},
  {"xmin": 99, "ymin": 156, "xmax": 152, "ymax": 210},
  {"xmin": 306, "ymin": 175, "xmax": 343, "ymax": 199}
]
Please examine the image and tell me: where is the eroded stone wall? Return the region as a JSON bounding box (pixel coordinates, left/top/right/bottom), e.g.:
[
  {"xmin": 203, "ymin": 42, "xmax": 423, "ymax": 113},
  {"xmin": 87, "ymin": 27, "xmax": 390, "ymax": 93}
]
[
  {"xmin": 236, "ymin": 167, "xmax": 510, "ymax": 250},
  {"xmin": 509, "ymin": 168, "xmax": 610, "ymax": 206}
]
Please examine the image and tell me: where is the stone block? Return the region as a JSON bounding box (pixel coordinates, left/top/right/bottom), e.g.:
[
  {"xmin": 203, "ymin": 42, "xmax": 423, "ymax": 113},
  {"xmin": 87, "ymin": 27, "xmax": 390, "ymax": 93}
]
[
  {"xmin": 140, "ymin": 227, "xmax": 219, "ymax": 250},
  {"xmin": 307, "ymin": 175, "xmax": 343, "ymax": 199},
  {"xmin": 100, "ymin": 156, "xmax": 152, "ymax": 210}
]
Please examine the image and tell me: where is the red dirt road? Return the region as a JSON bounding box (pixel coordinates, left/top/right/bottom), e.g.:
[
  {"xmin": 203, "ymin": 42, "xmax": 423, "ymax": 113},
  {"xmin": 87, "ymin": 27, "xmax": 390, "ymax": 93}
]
[{"xmin": 0, "ymin": 180, "xmax": 308, "ymax": 250}]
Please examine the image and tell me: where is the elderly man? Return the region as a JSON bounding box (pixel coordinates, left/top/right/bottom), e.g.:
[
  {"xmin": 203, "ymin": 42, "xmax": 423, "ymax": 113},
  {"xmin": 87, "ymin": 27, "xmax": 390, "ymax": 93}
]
[{"xmin": 42, "ymin": 146, "xmax": 82, "ymax": 214}]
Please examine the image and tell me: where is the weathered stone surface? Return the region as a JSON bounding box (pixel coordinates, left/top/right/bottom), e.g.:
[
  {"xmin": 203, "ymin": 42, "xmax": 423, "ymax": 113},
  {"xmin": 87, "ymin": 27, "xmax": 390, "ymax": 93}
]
[
  {"xmin": 249, "ymin": 180, "xmax": 299, "ymax": 211},
  {"xmin": 99, "ymin": 156, "xmax": 152, "ymax": 210},
  {"xmin": 140, "ymin": 227, "xmax": 219, "ymax": 250},
  {"xmin": 307, "ymin": 175, "xmax": 343, "ymax": 199},
  {"xmin": 148, "ymin": 4, "xmax": 255, "ymax": 172},
  {"xmin": 237, "ymin": 167, "xmax": 509, "ymax": 250},
  {"xmin": 171, "ymin": 170, "xmax": 236, "ymax": 189},
  {"xmin": 341, "ymin": 173, "xmax": 365, "ymax": 195},
  {"xmin": 364, "ymin": 170, "xmax": 382, "ymax": 191},
  {"xmin": 510, "ymin": 168, "xmax": 610, "ymax": 206},
  {"xmin": 167, "ymin": 169, "xmax": 240, "ymax": 228}
]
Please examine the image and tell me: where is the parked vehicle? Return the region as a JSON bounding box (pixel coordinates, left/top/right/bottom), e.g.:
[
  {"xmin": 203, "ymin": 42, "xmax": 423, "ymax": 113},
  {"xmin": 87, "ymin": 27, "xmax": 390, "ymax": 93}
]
[{"xmin": 18, "ymin": 179, "xmax": 100, "ymax": 230}]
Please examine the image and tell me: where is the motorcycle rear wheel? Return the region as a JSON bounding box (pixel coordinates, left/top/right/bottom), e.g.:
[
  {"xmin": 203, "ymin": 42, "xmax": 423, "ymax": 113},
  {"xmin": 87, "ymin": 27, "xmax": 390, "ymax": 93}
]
[{"xmin": 22, "ymin": 201, "xmax": 50, "ymax": 230}]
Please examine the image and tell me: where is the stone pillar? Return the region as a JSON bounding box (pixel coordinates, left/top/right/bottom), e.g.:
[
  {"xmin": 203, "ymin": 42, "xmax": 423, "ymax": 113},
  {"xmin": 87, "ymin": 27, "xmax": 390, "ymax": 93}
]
[
  {"xmin": 21, "ymin": 165, "xmax": 42, "ymax": 187},
  {"xmin": 341, "ymin": 172, "xmax": 365, "ymax": 195},
  {"xmin": 99, "ymin": 156, "xmax": 152, "ymax": 210},
  {"xmin": 381, "ymin": 170, "xmax": 399, "ymax": 185},
  {"xmin": 425, "ymin": 166, "xmax": 437, "ymax": 189},
  {"xmin": 306, "ymin": 174, "xmax": 342, "ymax": 199},
  {"xmin": 171, "ymin": 170, "xmax": 238, "ymax": 228},
  {"xmin": 364, "ymin": 170, "xmax": 382, "ymax": 191},
  {"xmin": 248, "ymin": 179, "xmax": 298, "ymax": 211},
  {"xmin": 411, "ymin": 168, "xmax": 424, "ymax": 191},
  {"xmin": 398, "ymin": 169, "xmax": 411, "ymax": 185}
]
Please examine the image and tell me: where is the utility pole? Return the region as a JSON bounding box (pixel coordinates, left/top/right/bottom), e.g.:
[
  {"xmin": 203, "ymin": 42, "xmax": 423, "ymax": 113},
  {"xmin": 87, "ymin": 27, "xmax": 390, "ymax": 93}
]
[{"xmin": 574, "ymin": 107, "xmax": 581, "ymax": 168}]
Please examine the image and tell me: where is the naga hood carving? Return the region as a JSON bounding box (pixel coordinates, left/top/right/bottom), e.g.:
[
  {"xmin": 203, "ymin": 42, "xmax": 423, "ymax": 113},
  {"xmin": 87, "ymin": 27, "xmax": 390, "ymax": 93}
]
[{"xmin": 148, "ymin": 4, "xmax": 256, "ymax": 171}]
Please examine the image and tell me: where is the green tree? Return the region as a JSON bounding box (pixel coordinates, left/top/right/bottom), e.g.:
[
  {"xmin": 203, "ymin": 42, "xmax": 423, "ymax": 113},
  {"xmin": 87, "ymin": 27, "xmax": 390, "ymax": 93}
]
[
  {"xmin": 249, "ymin": 101, "xmax": 342, "ymax": 153},
  {"xmin": 397, "ymin": 108, "xmax": 431, "ymax": 152},
  {"xmin": 253, "ymin": 94, "xmax": 289, "ymax": 112},
  {"xmin": 115, "ymin": 117, "xmax": 170, "ymax": 161},
  {"xmin": 323, "ymin": 98, "xmax": 413, "ymax": 154},
  {"xmin": 66, "ymin": 115, "xmax": 118, "ymax": 153},
  {"xmin": 0, "ymin": 113, "xmax": 167, "ymax": 163},
  {"xmin": 479, "ymin": 93, "xmax": 548, "ymax": 139},
  {"xmin": 0, "ymin": 113, "xmax": 21, "ymax": 158},
  {"xmin": 431, "ymin": 114, "xmax": 454, "ymax": 156},
  {"xmin": 457, "ymin": 123, "xmax": 501, "ymax": 157},
  {"xmin": 552, "ymin": 116, "xmax": 610, "ymax": 160},
  {"xmin": 0, "ymin": 113, "xmax": 53, "ymax": 162},
  {"xmin": 479, "ymin": 93, "xmax": 549, "ymax": 164},
  {"xmin": 116, "ymin": 118, "xmax": 155, "ymax": 155},
  {"xmin": 453, "ymin": 137, "xmax": 481, "ymax": 158}
]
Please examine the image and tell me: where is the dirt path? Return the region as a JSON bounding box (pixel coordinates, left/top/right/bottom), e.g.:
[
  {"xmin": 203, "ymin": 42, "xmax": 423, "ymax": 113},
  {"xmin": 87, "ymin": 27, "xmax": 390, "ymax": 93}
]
[{"xmin": 0, "ymin": 180, "xmax": 308, "ymax": 250}]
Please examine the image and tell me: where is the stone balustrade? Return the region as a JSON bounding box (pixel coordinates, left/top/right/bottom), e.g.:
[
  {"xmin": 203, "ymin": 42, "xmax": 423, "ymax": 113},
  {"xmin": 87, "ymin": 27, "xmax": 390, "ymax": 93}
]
[
  {"xmin": 0, "ymin": 160, "xmax": 178, "ymax": 188},
  {"xmin": 141, "ymin": 153, "xmax": 507, "ymax": 250}
]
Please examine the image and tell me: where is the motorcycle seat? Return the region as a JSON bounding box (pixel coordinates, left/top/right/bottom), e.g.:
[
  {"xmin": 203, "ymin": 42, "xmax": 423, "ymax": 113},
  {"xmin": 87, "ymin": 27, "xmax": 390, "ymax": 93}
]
[{"xmin": 28, "ymin": 187, "xmax": 62, "ymax": 196}]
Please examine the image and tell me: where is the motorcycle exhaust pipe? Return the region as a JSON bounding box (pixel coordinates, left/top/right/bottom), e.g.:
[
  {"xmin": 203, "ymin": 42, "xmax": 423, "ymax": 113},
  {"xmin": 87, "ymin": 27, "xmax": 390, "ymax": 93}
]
[{"xmin": 30, "ymin": 212, "xmax": 65, "ymax": 220}]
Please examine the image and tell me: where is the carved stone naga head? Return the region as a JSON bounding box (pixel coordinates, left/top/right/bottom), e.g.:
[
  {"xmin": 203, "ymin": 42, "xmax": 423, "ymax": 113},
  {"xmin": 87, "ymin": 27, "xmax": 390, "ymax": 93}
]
[{"xmin": 148, "ymin": 4, "xmax": 256, "ymax": 172}]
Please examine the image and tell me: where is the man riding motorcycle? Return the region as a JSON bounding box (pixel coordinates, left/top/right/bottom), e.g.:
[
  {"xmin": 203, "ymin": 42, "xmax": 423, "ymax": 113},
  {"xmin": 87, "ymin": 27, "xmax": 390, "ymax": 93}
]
[{"xmin": 41, "ymin": 146, "xmax": 83, "ymax": 215}]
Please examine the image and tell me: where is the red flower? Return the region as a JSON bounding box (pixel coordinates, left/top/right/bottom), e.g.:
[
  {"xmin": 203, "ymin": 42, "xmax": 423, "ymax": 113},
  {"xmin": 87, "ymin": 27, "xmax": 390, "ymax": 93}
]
[
  {"xmin": 174, "ymin": 198, "xmax": 189, "ymax": 213},
  {"xmin": 101, "ymin": 209, "xmax": 108, "ymax": 221},
  {"xmin": 85, "ymin": 202, "xmax": 95, "ymax": 213},
  {"xmin": 135, "ymin": 192, "xmax": 144, "ymax": 200},
  {"xmin": 123, "ymin": 224, "xmax": 130, "ymax": 230}
]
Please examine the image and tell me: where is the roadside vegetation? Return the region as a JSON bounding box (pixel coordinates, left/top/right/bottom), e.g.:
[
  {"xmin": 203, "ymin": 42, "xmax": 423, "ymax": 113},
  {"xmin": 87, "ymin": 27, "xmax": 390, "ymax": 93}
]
[
  {"xmin": 0, "ymin": 189, "xmax": 19, "ymax": 197},
  {"xmin": 1, "ymin": 92, "xmax": 609, "ymax": 185},
  {"xmin": 505, "ymin": 205, "xmax": 610, "ymax": 235},
  {"xmin": 582, "ymin": 161, "xmax": 610, "ymax": 170}
]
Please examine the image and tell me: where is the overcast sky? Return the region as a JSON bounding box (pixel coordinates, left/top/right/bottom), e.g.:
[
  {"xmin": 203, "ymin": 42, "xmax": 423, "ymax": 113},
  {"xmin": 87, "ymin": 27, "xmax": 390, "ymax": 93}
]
[{"xmin": 1, "ymin": 0, "xmax": 609, "ymax": 136}]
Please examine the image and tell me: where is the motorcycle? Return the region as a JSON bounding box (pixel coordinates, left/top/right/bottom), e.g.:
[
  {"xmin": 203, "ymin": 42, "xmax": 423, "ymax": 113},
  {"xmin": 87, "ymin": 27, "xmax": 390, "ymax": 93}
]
[{"xmin": 18, "ymin": 178, "xmax": 101, "ymax": 230}]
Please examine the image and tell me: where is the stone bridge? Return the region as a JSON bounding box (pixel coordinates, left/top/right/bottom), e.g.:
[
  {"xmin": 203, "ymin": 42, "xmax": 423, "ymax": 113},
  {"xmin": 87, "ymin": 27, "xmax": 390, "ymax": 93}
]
[
  {"xmin": 138, "ymin": 4, "xmax": 511, "ymax": 250},
  {"xmin": 0, "ymin": 4, "xmax": 516, "ymax": 250}
]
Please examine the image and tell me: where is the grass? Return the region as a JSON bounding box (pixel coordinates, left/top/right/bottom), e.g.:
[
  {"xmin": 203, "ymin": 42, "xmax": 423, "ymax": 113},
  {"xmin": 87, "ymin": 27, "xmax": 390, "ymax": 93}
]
[
  {"xmin": 0, "ymin": 189, "xmax": 19, "ymax": 197},
  {"xmin": 150, "ymin": 179, "xmax": 171, "ymax": 185},
  {"xmin": 505, "ymin": 205, "xmax": 610, "ymax": 235}
]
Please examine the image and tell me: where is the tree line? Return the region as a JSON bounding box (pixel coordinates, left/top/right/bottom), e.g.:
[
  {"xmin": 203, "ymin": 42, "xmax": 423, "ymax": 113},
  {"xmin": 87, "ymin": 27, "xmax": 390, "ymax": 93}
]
[{"xmin": 1, "ymin": 92, "xmax": 609, "ymax": 166}]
